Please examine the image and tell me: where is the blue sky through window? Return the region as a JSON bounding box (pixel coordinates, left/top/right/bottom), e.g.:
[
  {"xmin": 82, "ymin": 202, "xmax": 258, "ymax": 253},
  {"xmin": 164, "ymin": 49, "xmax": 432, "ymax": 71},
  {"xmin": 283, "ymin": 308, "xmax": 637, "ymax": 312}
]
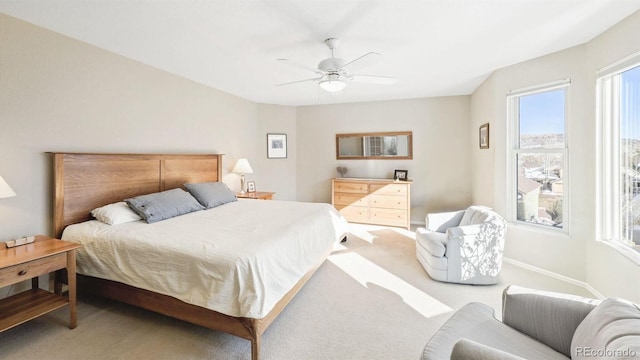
[
  {"xmin": 621, "ymin": 65, "xmax": 640, "ymax": 140},
  {"xmin": 519, "ymin": 89, "xmax": 565, "ymax": 135}
]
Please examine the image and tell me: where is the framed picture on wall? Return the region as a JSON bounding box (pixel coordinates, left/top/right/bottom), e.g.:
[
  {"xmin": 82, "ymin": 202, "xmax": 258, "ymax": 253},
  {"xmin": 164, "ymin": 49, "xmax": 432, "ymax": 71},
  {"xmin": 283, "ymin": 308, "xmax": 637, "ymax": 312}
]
[
  {"xmin": 247, "ymin": 181, "xmax": 256, "ymax": 193},
  {"xmin": 267, "ymin": 133, "xmax": 287, "ymax": 159},
  {"xmin": 479, "ymin": 123, "xmax": 490, "ymax": 149}
]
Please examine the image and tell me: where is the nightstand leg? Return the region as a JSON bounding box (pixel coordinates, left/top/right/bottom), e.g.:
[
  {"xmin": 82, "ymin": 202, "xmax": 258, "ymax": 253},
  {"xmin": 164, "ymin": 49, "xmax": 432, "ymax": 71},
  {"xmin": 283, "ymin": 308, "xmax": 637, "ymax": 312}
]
[{"xmin": 67, "ymin": 251, "xmax": 77, "ymax": 329}]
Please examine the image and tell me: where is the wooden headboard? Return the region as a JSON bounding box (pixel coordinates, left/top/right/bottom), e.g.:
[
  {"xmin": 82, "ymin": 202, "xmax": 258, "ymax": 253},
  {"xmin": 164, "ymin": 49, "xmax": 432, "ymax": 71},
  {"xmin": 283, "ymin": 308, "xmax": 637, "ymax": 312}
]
[{"xmin": 52, "ymin": 153, "xmax": 223, "ymax": 238}]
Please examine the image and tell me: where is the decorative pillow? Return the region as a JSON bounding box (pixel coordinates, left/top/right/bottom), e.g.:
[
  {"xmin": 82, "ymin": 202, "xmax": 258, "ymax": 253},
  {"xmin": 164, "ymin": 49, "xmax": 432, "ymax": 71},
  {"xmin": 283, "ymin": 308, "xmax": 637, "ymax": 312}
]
[
  {"xmin": 91, "ymin": 202, "xmax": 142, "ymax": 225},
  {"xmin": 184, "ymin": 182, "xmax": 237, "ymax": 209},
  {"xmin": 125, "ymin": 188, "xmax": 204, "ymax": 223},
  {"xmin": 571, "ymin": 297, "xmax": 640, "ymax": 360}
]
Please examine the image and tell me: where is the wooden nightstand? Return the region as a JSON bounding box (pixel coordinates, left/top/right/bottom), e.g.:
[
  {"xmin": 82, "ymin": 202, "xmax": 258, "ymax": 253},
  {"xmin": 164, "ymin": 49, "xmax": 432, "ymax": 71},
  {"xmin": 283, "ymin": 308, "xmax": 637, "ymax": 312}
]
[
  {"xmin": 236, "ymin": 191, "xmax": 275, "ymax": 200},
  {"xmin": 0, "ymin": 235, "xmax": 82, "ymax": 332}
]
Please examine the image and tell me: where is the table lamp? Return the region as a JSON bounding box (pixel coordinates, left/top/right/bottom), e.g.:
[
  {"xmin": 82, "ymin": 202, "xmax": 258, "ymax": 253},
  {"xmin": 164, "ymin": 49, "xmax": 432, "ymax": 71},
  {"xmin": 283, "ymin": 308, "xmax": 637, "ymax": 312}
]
[{"xmin": 232, "ymin": 159, "xmax": 253, "ymax": 194}]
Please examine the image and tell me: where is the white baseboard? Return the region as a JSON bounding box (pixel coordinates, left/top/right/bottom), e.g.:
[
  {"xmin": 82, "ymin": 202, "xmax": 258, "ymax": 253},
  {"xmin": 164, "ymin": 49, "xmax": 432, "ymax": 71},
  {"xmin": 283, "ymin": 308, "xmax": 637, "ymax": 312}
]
[{"xmin": 503, "ymin": 257, "xmax": 605, "ymax": 299}]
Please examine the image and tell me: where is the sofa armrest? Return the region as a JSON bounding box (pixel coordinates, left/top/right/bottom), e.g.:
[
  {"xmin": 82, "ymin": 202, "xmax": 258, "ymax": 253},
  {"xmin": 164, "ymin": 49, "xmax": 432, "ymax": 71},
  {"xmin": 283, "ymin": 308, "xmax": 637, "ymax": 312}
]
[
  {"xmin": 450, "ymin": 339, "xmax": 526, "ymax": 360},
  {"xmin": 502, "ymin": 285, "xmax": 600, "ymax": 357},
  {"xmin": 426, "ymin": 210, "xmax": 465, "ymax": 232}
]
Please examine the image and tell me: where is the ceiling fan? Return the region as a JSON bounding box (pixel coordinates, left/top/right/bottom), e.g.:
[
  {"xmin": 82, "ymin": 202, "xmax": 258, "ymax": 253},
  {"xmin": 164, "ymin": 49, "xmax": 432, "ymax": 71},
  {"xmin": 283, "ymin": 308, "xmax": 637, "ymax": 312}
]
[{"xmin": 277, "ymin": 38, "xmax": 397, "ymax": 93}]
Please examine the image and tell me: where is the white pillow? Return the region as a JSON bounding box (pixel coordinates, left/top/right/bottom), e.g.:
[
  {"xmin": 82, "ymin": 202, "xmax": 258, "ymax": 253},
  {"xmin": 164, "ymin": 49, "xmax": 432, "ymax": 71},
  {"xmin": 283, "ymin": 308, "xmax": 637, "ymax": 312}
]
[{"xmin": 91, "ymin": 202, "xmax": 142, "ymax": 225}]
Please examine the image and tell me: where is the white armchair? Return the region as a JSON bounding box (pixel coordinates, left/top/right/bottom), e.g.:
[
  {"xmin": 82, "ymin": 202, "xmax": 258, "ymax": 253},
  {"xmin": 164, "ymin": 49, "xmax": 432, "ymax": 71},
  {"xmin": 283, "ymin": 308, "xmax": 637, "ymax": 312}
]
[{"xmin": 416, "ymin": 206, "xmax": 506, "ymax": 285}]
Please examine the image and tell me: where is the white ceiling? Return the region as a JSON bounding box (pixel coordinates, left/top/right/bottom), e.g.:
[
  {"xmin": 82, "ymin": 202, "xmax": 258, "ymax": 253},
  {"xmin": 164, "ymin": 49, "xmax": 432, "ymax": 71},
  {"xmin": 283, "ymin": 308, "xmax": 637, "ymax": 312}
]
[{"xmin": 2, "ymin": 0, "xmax": 640, "ymax": 106}]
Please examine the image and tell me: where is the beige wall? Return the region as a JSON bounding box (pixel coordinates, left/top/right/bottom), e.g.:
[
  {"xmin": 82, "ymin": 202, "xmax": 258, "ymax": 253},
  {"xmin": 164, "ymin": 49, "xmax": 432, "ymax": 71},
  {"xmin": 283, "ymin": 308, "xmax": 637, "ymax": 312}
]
[
  {"xmin": 470, "ymin": 10, "xmax": 640, "ymax": 301},
  {"xmin": 256, "ymin": 104, "xmax": 297, "ymax": 200},
  {"xmin": 296, "ymin": 96, "xmax": 472, "ymax": 223},
  {"xmin": 0, "ymin": 14, "xmax": 260, "ymax": 241}
]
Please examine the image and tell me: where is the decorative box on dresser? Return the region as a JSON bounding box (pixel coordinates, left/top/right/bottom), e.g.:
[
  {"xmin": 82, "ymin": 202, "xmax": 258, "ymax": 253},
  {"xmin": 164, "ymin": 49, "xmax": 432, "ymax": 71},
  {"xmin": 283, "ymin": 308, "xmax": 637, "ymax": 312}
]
[{"xmin": 332, "ymin": 178, "xmax": 411, "ymax": 230}]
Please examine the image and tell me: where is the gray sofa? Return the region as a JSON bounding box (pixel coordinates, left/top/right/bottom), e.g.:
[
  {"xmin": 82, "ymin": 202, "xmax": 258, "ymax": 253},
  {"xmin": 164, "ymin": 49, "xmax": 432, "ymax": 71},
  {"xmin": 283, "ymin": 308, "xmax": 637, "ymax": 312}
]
[{"xmin": 422, "ymin": 285, "xmax": 640, "ymax": 360}]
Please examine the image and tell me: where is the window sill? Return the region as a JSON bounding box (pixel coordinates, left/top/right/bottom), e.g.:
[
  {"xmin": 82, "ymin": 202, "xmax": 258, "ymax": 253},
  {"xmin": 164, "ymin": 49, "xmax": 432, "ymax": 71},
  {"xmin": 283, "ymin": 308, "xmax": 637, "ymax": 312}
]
[
  {"xmin": 599, "ymin": 239, "xmax": 640, "ymax": 266},
  {"xmin": 507, "ymin": 221, "xmax": 570, "ymax": 239}
]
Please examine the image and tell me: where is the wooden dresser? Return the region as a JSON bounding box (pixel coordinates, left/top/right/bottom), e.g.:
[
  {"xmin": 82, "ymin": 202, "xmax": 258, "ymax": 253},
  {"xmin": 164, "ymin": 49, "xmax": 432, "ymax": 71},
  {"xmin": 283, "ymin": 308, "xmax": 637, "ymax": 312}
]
[{"xmin": 332, "ymin": 178, "xmax": 411, "ymax": 229}]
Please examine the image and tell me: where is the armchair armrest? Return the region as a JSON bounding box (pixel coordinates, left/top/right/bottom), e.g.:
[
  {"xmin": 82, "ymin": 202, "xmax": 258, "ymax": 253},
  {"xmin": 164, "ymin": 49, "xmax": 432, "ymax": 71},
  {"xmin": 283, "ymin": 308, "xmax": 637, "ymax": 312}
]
[
  {"xmin": 451, "ymin": 339, "xmax": 526, "ymax": 360},
  {"xmin": 426, "ymin": 210, "xmax": 465, "ymax": 232},
  {"xmin": 443, "ymin": 221, "xmax": 506, "ymax": 284},
  {"xmin": 502, "ymin": 285, "xmax": 600, "ymax": 357}
]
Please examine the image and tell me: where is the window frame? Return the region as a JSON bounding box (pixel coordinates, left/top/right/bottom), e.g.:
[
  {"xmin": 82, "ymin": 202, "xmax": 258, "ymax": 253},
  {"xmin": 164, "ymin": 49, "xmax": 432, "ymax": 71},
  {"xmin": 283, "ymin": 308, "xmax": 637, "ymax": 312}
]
[
  {"xmin": 506, "ymin": 79, "xmax": 571, "ymax": 233},
  {"xmin": 597, "ymin": 51, "xmax": 640, "ymax": 258}
]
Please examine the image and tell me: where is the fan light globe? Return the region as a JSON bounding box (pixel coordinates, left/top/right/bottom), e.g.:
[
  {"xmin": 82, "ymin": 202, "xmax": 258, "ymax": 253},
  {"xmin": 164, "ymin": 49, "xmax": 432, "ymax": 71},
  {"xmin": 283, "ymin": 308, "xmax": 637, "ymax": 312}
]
[{"xmin": 319, "ymin": 79, "xmax": 346, "ymax": 93}]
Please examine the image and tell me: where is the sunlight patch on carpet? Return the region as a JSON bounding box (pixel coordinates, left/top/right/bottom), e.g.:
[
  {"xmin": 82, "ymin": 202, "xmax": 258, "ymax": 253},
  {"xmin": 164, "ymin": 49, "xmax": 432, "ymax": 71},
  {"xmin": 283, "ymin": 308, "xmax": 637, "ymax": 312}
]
[{"xmin": 329, "ymin": 252, "xmax": 452, "ymax": 318}]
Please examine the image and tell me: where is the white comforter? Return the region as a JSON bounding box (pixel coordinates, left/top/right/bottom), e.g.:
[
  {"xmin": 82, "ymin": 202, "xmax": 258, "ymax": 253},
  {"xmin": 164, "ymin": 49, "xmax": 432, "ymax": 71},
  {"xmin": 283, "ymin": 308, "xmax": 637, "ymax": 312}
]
[{"xmin": 62, "ymin": 200, "xmax": 348, "ymax": 319}]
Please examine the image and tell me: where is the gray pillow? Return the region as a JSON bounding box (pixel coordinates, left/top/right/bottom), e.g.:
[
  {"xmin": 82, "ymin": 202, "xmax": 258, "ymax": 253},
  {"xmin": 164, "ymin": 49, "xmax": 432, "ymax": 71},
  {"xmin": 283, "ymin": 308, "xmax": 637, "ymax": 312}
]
[
  {"xmin": 125, "ymin": 188, "xmax": 204, "ymax": 223},
  {"xmin": 184, "ymin": 182, "xmax": 237, "ymax": 209},
  {"xmin": 571, "ymin": 297, "xmax": 640, "ymax": 360}
]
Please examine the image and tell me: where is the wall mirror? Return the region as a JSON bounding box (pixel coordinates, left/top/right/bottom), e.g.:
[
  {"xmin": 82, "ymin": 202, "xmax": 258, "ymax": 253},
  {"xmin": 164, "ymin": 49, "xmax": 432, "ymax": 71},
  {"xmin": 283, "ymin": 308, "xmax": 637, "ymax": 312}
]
[{"xmin": 336, "ymin": 131, "xmax": 413, "ymax": 160}]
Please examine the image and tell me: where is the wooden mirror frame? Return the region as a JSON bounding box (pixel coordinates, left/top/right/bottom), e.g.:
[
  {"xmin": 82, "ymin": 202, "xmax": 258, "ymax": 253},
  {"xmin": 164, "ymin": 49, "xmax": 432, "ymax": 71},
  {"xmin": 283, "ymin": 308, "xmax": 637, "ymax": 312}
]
[{"xmin": 336, "ymin": 131, "xmax": 413, "ymax": 160}]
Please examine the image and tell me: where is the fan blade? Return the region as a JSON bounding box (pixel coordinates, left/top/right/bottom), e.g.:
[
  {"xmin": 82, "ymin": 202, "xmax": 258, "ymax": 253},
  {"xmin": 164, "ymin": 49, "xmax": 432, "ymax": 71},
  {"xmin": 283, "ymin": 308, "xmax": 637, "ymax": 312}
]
[
  {"xmin": 339, "ymin": 52, "xmax": 383, "ymax": 73},
  {"xmin": 277, "ymin": 58, "xmax": 324, "ymax": 75},
  {"xmin": 350, "ymin": 74, "xmax": 397, "ymax": 85},
  {"xmin": 276, "ymin": 77, "xmax": 322, "ymax": 87}
]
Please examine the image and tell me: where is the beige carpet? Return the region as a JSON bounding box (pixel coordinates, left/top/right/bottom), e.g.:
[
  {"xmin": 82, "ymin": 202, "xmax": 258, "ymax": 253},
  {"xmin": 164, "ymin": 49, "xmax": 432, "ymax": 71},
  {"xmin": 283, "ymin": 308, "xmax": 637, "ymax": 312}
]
[{"xmin": 0, "ymin": 224, "xmax": 594, "ymax": 360}]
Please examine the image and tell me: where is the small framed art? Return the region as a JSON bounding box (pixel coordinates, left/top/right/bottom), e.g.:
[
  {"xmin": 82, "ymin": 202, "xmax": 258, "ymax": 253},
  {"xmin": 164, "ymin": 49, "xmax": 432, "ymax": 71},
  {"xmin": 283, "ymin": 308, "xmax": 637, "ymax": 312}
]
[
  {"xmin": 247, "ymin": 181, "xmax": 256, "ymax": 193},
  {"xmin": 479, "ymin": 123, "xmax": 490, "ymax": 149},
  {"xmin": 394, "ymin": 169, "xmax": 408, "ymax": 181},
  {"xmin": 267, "ymin": 133, "xmax": 287, "ymax": 159}
]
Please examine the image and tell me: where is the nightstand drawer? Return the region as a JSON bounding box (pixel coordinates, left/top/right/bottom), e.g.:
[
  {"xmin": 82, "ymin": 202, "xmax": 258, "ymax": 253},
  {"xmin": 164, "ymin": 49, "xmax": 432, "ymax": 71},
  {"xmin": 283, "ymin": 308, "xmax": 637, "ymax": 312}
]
[{"xmin": 0, "ymin": 253, "xmax": 66, "ymax": 288}]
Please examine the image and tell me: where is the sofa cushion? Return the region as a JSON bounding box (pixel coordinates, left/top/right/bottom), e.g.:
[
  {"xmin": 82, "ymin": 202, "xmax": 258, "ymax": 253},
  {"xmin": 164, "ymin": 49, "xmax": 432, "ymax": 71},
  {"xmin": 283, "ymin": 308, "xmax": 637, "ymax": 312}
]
[
  {"xmin": 416, "ymin": 228, "xmax": 447, "ymax": 257},
  {"xmin": 571, "ymin": 298, "xmax": 640, "ymax": 360},
  {"xmin": 451, "ymin": 339, "xmax": 527, "ymax": 360},
  {"xmin": 422, "ymin": 302, "xmax": 568, "ymax": 360},
  {"xmin": 459, "ymin": 206, "xmax": 495, "ymax": 226}
]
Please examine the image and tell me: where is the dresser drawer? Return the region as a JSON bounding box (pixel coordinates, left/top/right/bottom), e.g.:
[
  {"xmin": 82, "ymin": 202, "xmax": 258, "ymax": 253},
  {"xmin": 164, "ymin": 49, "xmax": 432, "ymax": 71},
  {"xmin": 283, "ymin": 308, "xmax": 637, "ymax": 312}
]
[
  {"xmin": 370, "ymin": 208, "xmax": 408, "ymax": 227},
  {"xmin": 334, "ymin": 193, "xmax": 368, "ymax": 207},
  {"xmin": 335, "ymin": 204, "xmax": 369, "ymax": 223},
  {"xmin": 333, "ymin": 181, "xmax": 368, "ymax": 194},
  {"xmin": 0, "ymin": 253, "xmax": 66, "ymax": 288},
  {"xmin": 369, "ymin": 194, "xmax": 408, "ymax": 209},
  {"xmin": 370, "ymin": 183, "xmax": 408, "ymax": 196}
]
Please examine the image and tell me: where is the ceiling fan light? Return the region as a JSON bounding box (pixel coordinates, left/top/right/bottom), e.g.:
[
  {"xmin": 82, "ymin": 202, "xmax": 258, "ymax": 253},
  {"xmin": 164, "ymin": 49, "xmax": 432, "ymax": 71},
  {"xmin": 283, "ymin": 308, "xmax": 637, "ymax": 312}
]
[{"xmin": 319, "ymin": 79, "xmax": 346, "ymax": 92}]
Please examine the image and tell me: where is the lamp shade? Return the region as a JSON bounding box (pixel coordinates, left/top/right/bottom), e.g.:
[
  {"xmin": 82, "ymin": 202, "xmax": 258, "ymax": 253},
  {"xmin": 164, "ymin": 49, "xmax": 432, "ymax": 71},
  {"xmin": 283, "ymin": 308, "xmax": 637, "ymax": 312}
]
[
  {"xmin": 319, "ymin": 79, "xmax": 346, "ymax": 93},
  {"xmin": 0, "ymin": 176, "xmax": 16, "ymax": 198},
  {"xmin": 232, "ymin": 159, "xmax": 253, "ymax": 174}
]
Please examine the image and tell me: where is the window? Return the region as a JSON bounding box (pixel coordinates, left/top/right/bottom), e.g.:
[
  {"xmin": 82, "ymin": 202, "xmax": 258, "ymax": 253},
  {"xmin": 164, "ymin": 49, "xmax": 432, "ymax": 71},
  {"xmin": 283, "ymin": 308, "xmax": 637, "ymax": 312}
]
[
  {"xmin": 508, "ymin": 80, "xmax": 569, "ymax": 230},
  {"xmin": 599, "ymin": 54, "xmax": 640, "ymax": 252}
]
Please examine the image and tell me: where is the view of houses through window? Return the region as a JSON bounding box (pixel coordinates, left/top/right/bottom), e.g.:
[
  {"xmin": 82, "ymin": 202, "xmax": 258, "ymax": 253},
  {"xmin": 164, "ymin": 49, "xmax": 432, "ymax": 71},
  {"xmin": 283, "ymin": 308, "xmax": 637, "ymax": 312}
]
[
  {"xmin": 510, "ymin": 85, "xmax": 567, "ymax": 229},
  {"xmin": 617, "ymin": 65, "xmax": 640, "ymax": 248}
]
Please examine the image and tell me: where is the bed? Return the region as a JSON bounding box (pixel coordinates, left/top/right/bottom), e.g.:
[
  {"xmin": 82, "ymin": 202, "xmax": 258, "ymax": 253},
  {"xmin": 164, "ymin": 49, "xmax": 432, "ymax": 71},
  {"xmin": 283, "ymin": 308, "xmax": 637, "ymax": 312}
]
[{"xmin": 52, "ymin": 153, "xmax": 348, "ymax": 360}]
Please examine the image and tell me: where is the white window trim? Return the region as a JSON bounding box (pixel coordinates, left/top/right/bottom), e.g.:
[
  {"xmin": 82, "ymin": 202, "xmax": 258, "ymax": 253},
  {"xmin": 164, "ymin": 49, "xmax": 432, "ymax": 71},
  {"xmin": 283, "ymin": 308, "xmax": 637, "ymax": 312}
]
[
  {"xmin": 506, "ymin": 79, "xmax": 571, "ymax": 233},
  {"xmin": 596, "ymin": 50, "xmax": 640, "ymax": 263}
]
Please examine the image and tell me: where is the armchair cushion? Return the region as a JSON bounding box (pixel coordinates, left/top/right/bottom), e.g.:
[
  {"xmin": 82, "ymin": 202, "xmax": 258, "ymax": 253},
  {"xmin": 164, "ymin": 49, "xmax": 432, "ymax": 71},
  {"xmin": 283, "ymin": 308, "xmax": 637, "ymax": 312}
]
[
  {"xmin": 426, "ymin": 210, "xmax": 465, "ymax": 232},
  {"xmin": 416, "ymin": 227, "xmax": 447, "ymax": 257},
  {"xmin": 459, "ymin": 206, "xmax": 495, "ymax": 226},
  {"xmin": 502, "ymin": 285, "xmax": 599, "ymax": 357},
  {"xmin": 571, "ymin": 297, "xmax": 640, "ymax": 359}
]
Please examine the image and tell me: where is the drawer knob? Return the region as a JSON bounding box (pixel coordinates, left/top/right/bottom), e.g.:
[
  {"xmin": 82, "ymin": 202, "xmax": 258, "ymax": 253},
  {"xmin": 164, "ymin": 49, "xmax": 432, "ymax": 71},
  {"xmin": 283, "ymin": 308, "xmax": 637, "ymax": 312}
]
[{"xmin": 18, "ymin": 270, "xmax": 27, "ymax": 276}]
